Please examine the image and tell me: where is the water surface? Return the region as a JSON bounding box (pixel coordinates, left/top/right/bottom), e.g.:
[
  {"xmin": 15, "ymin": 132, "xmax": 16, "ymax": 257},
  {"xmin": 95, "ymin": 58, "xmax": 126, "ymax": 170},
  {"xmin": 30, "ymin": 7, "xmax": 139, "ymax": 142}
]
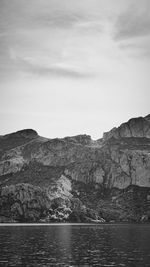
[{"xmin": 0, "ymin": 224, "xmax": 150, "ymax": 266}]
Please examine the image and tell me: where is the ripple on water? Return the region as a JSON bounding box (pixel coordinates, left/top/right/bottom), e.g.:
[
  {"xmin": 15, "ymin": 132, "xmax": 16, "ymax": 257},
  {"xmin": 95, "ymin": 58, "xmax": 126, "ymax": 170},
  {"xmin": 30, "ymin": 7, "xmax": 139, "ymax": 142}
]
[{"xmin": 0, "ymin": 224, "xmax": 150, "ymax": 266}]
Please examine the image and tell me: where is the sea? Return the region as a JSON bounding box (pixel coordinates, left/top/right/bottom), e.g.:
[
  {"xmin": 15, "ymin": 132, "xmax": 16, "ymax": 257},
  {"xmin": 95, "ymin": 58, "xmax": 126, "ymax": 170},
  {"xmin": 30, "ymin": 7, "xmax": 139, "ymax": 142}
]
[{"xmin": 0, "ymin": 223, "xmax": 150, "ymax": 266}]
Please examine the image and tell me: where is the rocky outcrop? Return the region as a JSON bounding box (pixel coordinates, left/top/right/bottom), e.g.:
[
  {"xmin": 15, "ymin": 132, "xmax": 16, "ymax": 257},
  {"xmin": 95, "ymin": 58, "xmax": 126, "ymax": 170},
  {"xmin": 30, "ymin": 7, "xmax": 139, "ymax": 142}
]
[
  {"xmin": 103, "ymin": 115, "xmax": 150, "ymax": 140},
  {"xmin": 0, "ymin": 181, "xmax": 106, "ymax": 223},
  {"xmin": 0, "ymin": 129, "xmax": 38, "ymax": 155},
  {"xmin": 107, "ymin": 148, "xmax": 150, "ymax": 189},
  {"xmin": 2, "ymin": 129, "xmax": 38, "ymax": 140},
  {"xmin": 0, "ymin": 115, "xmax": 150, "ymax": 222},
  {"xmin": 0, "ymin": 183, "xmax": 50, "ymax": 222}
]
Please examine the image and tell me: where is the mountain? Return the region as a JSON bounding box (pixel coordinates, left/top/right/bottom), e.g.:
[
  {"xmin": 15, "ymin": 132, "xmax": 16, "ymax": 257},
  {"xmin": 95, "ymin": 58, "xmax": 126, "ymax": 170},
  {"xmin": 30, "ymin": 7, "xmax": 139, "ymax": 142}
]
[{"xmin": 0, "ymin": 115, "xmax": 150, "ymax": 223}]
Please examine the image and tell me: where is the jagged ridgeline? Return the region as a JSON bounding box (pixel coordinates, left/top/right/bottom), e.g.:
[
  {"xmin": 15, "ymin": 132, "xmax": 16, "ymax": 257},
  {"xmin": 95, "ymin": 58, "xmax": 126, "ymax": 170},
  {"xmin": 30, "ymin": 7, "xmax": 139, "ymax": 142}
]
[{"xmin": 0, "ymin": 115, "xmax": 150, "ymax": 223}]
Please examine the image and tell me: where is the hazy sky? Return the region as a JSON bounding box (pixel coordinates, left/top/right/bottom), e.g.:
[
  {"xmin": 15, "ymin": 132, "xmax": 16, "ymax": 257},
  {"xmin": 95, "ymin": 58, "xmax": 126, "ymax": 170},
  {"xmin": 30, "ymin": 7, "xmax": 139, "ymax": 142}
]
[{"xmin": 0, "ymin": 0, "xmax": 150, "ymax": 139}]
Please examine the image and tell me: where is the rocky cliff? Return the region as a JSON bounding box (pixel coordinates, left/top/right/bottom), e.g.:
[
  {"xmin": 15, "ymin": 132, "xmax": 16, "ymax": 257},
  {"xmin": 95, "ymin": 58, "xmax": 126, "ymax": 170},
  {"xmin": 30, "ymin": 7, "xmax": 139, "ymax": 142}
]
[
  {"xmin": 0, "ymin": 115, "xmax": 150, "ymax": 223},
  {"xmin": 103, "ymin": 115, "xmax": 150, "ymax": 140}
]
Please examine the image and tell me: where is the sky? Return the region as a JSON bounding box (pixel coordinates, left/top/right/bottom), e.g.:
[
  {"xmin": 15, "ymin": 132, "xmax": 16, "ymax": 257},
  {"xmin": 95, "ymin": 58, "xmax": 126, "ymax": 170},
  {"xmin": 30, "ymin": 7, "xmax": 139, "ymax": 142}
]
[{"xmin": 0, "ymin": 0, "xmax": 150, "ymax": 139}]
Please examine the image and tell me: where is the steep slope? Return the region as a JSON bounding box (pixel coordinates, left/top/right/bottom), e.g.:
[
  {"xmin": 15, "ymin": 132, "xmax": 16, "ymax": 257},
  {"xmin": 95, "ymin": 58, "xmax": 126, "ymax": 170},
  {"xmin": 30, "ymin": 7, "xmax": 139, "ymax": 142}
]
[
  {"xmin": 0, "ymin": 115, "xmax": 150, "ymax": 223},
  {"xmin": 103, "ymin": 115, "xmax": 150, "ymax": 140}
]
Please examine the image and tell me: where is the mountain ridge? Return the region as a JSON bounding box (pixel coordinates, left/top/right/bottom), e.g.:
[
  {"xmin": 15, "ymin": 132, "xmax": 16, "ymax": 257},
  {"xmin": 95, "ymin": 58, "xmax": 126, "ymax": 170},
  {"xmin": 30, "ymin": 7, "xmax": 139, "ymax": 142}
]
[{"xmin": 0, "ymin": 115, "xmax": 150, "ymax": 223}]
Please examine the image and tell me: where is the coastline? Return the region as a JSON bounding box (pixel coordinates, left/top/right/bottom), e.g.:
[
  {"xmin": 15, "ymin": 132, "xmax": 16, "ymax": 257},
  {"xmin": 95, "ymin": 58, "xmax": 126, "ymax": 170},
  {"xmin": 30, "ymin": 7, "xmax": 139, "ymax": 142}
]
[{"xmin": 0, "ymin": 222, "xmax": 150, "ymax": 226}]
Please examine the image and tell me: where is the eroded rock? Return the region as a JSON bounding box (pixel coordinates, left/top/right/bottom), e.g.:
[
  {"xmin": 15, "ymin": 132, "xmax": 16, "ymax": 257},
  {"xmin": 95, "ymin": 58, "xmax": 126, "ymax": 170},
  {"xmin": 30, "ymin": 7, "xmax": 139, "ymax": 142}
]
[{"xmin": 0, "ymin": 115, "xmax": 150, "ymax": 222}]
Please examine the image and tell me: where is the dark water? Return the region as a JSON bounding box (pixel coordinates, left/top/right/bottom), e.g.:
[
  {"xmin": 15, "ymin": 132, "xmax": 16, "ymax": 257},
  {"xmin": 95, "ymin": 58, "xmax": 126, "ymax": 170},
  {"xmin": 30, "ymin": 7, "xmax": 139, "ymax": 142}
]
[{"xmin": 0, "ymin": 224, "xmax": 150, "ymax": 267}]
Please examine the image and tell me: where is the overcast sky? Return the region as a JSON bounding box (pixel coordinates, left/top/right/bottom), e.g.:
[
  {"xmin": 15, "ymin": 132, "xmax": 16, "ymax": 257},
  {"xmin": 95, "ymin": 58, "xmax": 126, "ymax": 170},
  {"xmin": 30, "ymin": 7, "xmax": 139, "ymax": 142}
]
[{"xmin": 0, "ymin": 0, "xmax": 150, "ymax": 139}]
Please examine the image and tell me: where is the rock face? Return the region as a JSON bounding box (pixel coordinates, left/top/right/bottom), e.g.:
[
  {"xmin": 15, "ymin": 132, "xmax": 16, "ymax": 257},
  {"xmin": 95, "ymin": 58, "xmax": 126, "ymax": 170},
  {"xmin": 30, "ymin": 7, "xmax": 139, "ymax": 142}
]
[
  {"xmin": 0, "ymin": 183, "xmax": 50, "ymax": 222},
  {"xmin": 103, "ymin": 115, "xmax": 150, "ymax": 140},
  {"xmin": 0, "ymin": 115, "xmax": 150, "ymax": 222}
]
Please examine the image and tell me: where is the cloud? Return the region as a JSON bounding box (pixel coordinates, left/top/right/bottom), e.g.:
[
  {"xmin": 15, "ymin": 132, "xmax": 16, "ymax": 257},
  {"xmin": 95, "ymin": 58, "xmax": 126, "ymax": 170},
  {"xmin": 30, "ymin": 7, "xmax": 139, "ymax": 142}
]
[
  {"xmin": 0, "ymin": 0, "xmax": 105, "ymax": 81},
  {"xmin": 0, "ymin": 0, "xmax": 104, "ymax": 32},
  {"xmin": 115, "ymin": 0, "xmax": 150, "ymax": 40},
  {"xmin": 118, "ymin": 36, "xmax": 150, "ymax": 58},
  {"xmin": 35, "ymin": 13, "xmax": 81, "ymax": 29},
  {"xmin": 15, "ymin": 56, "xmax": 91, "ymax": 79}
]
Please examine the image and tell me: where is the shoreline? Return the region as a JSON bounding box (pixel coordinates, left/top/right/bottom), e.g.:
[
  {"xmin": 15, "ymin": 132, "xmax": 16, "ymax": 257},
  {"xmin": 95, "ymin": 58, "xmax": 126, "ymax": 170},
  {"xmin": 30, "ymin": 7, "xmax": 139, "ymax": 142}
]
[{"xmin": 0, "ymin": 222, "xmax": 150, "ymax": 226}]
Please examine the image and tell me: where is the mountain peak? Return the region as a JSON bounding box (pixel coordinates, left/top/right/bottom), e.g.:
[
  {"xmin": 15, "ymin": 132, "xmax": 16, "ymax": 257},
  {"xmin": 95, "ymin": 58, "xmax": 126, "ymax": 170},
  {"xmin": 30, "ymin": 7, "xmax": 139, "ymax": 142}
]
[
  {"xmin": 0, "ymin": 115, "xmax": 150, "ymax": 223},
  {"xmin": 14, "ymin": 129, "xmax": 38, "ymax": 137},
  {"xmin": 103, "ymin": 115, "xmax": 150, "ymax": 140},
  {"xmin": 4, "ymin": 129, "xmax": 38, "ymax": 139}
]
